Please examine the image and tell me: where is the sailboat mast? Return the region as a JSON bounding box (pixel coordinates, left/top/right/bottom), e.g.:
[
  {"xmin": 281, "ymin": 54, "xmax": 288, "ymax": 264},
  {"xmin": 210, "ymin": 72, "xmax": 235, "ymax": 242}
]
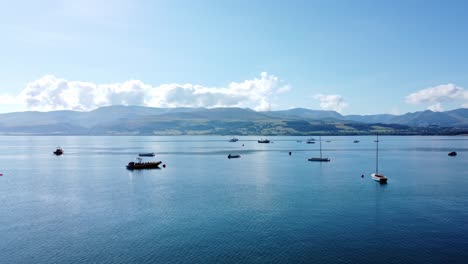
[
  {"xmin": 376, "ymin": 134, "xmax": 379, "ymax": 173},
  {"xmin": 319, "ymin": 136, "xmax": 322, "ymax": 158}
]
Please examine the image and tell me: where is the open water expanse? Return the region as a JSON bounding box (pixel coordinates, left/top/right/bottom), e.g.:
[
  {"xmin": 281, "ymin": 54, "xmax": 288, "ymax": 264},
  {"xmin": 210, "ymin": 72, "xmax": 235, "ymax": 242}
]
[{"xmin": 1, "ymin": 135, "xmax": 467, "ymax": 264}]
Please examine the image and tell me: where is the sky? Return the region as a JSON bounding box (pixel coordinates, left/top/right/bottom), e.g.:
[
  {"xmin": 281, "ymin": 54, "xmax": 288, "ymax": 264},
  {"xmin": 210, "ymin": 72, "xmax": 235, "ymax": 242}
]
[{"xmin": 1, "ymin": 0, "xmax": 468, "ymax": 115}]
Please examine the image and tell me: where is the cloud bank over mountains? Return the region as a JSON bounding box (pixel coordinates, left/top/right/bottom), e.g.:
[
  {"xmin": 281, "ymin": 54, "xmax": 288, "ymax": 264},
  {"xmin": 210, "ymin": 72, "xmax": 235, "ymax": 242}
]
[
  {"xmin": 405, "ymin": 83, "xmax": 468, "ymax": 111},
  {"xmin": 2, "ymin": 73, "xmax": 468, "ymax": 114},
  {"xmin": 2, "ymin": 72, "xmax": 291, "ymax": 112}
]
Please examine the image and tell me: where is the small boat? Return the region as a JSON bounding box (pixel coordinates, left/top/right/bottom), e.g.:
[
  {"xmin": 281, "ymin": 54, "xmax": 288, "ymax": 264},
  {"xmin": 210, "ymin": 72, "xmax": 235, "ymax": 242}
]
[
  {"xmin": 308, "ymin": 136, "xmax": 330, "ymax": 162},
  {"xmin": 353, "ymin": 140, "xmax": 360, "ymax": 143},
  {"xmin": 308, "ymin": 157, "xmax": 330, "ymax": 162},
  {"xmin": 126, "ymin": 158, "xmax": 162, "ymax": 170},
  {"xmin": 229, "ymin": 137, "xmax": 239, "ymax": 142},
  {"xmin": 371, "ymin": 135, "xmax": 387, "ymax": 183},
  {"xmin": 258, "ymin": 139, "xmax": 270, "ymax": 143},
  {"xmin": 448, "ymin": 151, "xmax": 457, "ymax": 156},
  {"xmin": 228, "ymin": 154, "xmax": 241, "ymax": 159},
  {"xmin": 53, "ymin": 147, "xmax": 63, "ymax": 155},
  {"xmin": 371, "ymin": 173, "xmax": 388, "ymax": 183},
  {"xmin": 138, "ymin": 152, "xmax": 155, "ymax": 157},
  {"xmin": 306, "ymin": 140, "xmax": 315, "ymax": 144}
]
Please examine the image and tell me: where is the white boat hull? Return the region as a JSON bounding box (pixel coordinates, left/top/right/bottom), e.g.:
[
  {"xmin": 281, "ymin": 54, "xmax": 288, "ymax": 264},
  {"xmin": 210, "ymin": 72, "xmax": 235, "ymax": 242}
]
[{"xmin": 371, "ymin": 173, "xmax": 388, "ymax": 183}]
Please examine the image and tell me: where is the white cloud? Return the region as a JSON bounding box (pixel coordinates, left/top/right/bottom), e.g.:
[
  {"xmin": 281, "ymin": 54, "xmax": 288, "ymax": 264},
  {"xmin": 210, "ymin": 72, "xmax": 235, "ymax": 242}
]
[
  {"xmin": 0, "ymin": 94, "xmax": 21, "ymax": 105},
  {"xmin": 314, "ymin": 94, "xmax": 348, "ymax": 113},
  {"xmin": 405, "ymin": 84, "xmax": 468, "ymax": 107},
  {"xmin": 3, "ymin": 72, "xmax": 290, "ymax": 112},
  {"xmin": 276, "ymin": 85, "xmax": 291, "ymax": 94},
  {"xmin": 427, "ymin": 103, "xmax": 444, "ymax": 112},
  {"xmin": 405, "ymin": 83, "xmax": 468, "ymax": 111}
]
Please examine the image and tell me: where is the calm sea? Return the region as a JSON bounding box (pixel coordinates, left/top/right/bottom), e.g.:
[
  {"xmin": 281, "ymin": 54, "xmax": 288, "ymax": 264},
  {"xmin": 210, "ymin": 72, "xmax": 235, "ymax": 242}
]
[{"xmin": 1, "ymin": 136, "xmax": 467, "ymax": 263}]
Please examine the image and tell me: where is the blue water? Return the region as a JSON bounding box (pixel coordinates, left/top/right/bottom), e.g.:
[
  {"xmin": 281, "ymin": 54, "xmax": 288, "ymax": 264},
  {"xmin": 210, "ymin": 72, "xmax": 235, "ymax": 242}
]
[{"xmin": 1, "ymin": 136, "xmax": 467, "ymax": 263}]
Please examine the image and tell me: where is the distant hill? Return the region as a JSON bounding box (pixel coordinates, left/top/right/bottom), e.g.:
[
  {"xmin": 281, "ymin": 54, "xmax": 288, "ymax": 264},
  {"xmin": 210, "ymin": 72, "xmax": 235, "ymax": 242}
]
[
  {"xmin": 344, "ymin": 109, "xmax": 468, "ymax": 128},
  {"xmin": 0, "ymin": 106, "xmax": 467, "ymax": 135},
  {"xmin": 266, "ymin": 108, "xmax": 343, "ymax": 120}
]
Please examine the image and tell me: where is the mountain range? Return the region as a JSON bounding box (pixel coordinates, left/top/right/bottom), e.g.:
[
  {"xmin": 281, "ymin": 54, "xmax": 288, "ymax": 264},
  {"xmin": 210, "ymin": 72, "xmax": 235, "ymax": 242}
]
[{"xmin": 0, "ymin": 106, "xmax": 467, "ymax": 135}]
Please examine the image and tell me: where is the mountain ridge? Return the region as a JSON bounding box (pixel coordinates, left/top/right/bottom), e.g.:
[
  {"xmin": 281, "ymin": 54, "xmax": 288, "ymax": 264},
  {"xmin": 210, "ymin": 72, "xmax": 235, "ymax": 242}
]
[{"xmin": 0, "ymin": 106, "xmax": 467, "ymax": 135}]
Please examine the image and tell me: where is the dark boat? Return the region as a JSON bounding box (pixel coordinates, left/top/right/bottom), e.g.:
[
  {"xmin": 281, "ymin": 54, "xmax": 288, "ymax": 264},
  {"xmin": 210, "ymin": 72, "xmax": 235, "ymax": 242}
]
[
  {"xmin": 126, "ymin": 158, "xmax": 162, "ymax": 170},
  {"xmin": 228, "ymin": 154, "xmax": 241, "ymax": 159},
  {"xmin": 353, "ymin": 140, "xmax": 360, "ymax": 143},
  {"xmin": 258, "ymin": 139, "xmax": 270, "ymax": 143},
  {"xmin": 448, "ymin": 151, "xmax": 457, "ymax": 156},
  {"xmin": 138, "ymin": 152, "xmax": 155, "ymax": 157},
  {"xmin": 53, "ymin": 147, "xmax": 63, "ymax": 156},
  {"xmin": 308, "ymin": 136, "xmax": 330, "ymax": 162}
]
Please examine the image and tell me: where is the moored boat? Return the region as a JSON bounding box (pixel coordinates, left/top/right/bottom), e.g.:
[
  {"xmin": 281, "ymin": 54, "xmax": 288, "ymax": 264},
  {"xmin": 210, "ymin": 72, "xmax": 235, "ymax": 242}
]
[
  {"xmin": 258, "ymin": 139, "xmax": 270, "ymax": 143},
  {"xmin": 229, "ymin": 137, "xmax": 239, "ymax": 142},
  {"xmin": 53, "ymin": 147, "xmax": 63, "ymax": 155},
  {"xmin": 370, "ymin": 134, "xmax": 387, "ymax": 183},
  {"xmin": 126, "ymin": 158, "xmax": 162, "ymax": 170},
  {"xmin": 353, "ymin": 140, "xmax": 360, "ymax": 143},
  {"xmin": 448, "ymin": 151, "xmax": 457, "ymax": 156},
  {"xmin": 371, "ymin": 173, "xmax": 388, "ymax": 183},
  {"xmin": 308, "ymin": 136, "xmax": 330, "ymax": 162},
  {"xmin": 228, "ymin": 154, "xmax": 241, "ymax": 159},
  {"xmin": 308, "ymin": 157, "xmax": 330, "ymax": 162},
  {"xmin": 138, "ymin": 152, "xmax": 155, "ymax": 157}
]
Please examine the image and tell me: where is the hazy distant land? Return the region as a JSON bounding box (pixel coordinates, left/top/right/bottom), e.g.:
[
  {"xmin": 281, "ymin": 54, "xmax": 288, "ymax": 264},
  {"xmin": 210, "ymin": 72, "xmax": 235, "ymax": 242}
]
[{"xmin": 0, "ymin": 106, "xmax": 467, "ymax": 136}]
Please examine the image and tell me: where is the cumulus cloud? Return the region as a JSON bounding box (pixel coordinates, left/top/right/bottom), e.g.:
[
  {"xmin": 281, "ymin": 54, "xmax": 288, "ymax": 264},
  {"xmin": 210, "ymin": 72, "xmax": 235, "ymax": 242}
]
[
  {"xmin": 314, "ymin": 94, "xmax": 348, "ymax": 113},
  {"xmin": 4, "ymin": 72, "xmax": 289, "ymax": 112},
  {"xmin": 0, "ymin": 94, "xmax": 21, "ymax": 105},
  {"xmin": 405, "ymin": 84, "xmax": 468, "ymax": 110},
  {"xmin": 427, "ymin": 103, "xmax": 444, "ymax": 112}
]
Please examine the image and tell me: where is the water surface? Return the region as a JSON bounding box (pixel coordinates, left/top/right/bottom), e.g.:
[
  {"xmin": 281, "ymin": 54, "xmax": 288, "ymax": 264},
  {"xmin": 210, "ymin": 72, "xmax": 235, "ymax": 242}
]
[{"xmin": 1, "ymin": 136, "xmax": 467, "ymax": 263}]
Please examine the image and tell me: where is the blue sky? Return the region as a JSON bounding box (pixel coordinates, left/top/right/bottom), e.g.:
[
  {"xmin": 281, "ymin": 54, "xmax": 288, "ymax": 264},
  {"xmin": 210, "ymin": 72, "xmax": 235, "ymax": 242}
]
[{"xmin": 1, "ymin": 0, "xmax": 468, "ymax": 114}]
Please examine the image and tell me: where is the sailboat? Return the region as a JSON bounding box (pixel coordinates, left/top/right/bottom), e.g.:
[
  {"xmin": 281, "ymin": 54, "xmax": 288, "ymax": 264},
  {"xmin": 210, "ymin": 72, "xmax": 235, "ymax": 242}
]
[
  {"xmin": 308, "ymin": 136, "xmax": 330, "ymax": 162},
  {"xmin": 371, "ymin": 134, "xmax": 388, "ymax": 183}
]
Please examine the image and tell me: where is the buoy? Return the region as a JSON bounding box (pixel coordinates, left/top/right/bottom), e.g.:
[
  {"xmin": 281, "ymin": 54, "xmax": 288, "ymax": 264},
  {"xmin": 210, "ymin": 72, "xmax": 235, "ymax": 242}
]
[
  {"xmin": 361, "ymin": 174, "xmax": 364, "ymax": 178},
  {"xmin": 163, "ymin": 164, "xmax": 166, "ymax": 168},
  {"xmin": 0, "ymin": 173, "xmax": 3, "ymax": 176},
  {"xmin": 289, "ymin": 152, "xmax": 292, "ymax": 155},
  {"xmin": 242, "ymin": 144, "xmax": 244, "ymax": 146}
]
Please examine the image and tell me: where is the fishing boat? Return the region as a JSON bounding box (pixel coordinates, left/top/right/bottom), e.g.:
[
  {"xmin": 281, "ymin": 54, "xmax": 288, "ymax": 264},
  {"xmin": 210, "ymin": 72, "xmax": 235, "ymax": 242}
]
[
  {"xmin": 371, "ymin": 135, "xmax": 387, "ymax": 183},
  {"xmin": 448, "ymin": 151, "xmax": 457, "ymax": 156},
  {"xmin": 308, "ymin": 136, "xmax": 330, "ymax": 162},
  {"xmin": 126, "ymin": 158, "xmax": 162, "ymax": 170},
  {"xmin": 229, "ymin": 137, "xmax": 239, "ymax": 142},
  {"xmin": 53, "ymin": 147, "xmax": 63, "ymax": 156},
  {"xmin": 138, "ymin": 152, "xmax": 155, "ymax": 157},
  {"xmin": 258, "ymin": 139, "xmax": 270, "ymax": 143},
  {"xmin": 228, "ymin": 154, "xmax": 241, "ymax": 159}
]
